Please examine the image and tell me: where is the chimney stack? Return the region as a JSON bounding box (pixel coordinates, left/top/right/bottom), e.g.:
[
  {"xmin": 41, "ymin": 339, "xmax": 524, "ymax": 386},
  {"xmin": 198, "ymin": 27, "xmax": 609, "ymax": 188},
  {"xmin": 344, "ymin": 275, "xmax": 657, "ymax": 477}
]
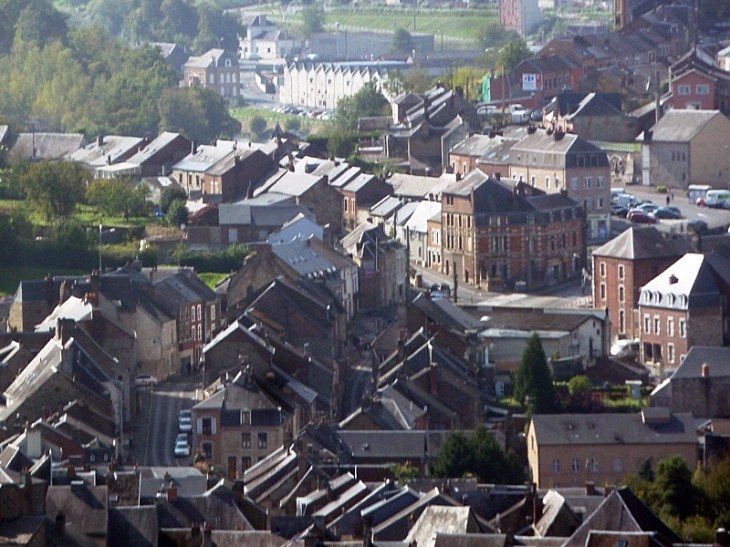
[
  {"xmin": 167, "ymin": 482, "xmax": 178, "ymax": 502},
  {"xmin": 97, "ymin": 134, "xmax": 104, "ymax": 147}
]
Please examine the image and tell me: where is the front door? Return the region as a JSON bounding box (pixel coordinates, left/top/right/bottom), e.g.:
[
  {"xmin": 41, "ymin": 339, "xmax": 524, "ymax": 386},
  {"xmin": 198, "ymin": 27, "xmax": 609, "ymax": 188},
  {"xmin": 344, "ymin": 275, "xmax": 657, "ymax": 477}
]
[{"xmin": 228, "ymin": 457, "xmax": 237, "ymax": 480}]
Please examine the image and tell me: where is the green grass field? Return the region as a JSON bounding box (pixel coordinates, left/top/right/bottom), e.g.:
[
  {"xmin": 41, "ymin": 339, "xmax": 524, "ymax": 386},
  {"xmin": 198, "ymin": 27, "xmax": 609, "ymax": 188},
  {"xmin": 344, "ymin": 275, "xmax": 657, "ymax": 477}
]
[
  {"xmin": 198, "ymin": 272, "xmax": 230, "ymax": 290},
  {"xmin": 231, "ymin": 107, "xmax": 331, "ymax": 137},
  {"xmin": 0, "ymin": 266, "xmax": 89, "ymax": 297}
]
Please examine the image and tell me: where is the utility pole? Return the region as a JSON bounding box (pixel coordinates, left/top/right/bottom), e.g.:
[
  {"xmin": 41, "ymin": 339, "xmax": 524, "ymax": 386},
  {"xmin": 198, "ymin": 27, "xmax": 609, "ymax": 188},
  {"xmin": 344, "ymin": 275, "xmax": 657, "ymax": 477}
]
[{"xmin": 453, "ymin": 268, "xmax": 458, "ymax": 303}]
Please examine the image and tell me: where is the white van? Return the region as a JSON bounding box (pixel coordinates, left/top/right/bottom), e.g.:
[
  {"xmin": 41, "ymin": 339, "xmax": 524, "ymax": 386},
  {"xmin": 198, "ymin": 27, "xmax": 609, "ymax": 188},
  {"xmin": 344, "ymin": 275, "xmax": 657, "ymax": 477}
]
[
  {"xmin": 614, "ymin": 193, "xmax": 637, "ymax": 207},
  {"xmin": 705, "ymin": 189, "xmax": 730, "ymax": 208},
  {"xmin": 610, "ymin": 188, "xmax": 626, "ymax": 200}
]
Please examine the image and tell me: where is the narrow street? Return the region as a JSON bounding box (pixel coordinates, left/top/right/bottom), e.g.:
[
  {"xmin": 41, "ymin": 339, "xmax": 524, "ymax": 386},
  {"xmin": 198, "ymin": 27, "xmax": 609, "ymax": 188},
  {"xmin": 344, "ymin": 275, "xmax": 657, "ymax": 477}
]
[{"xmin": 132, "ymin": 382, "xmax": 197, "ymax": 467}]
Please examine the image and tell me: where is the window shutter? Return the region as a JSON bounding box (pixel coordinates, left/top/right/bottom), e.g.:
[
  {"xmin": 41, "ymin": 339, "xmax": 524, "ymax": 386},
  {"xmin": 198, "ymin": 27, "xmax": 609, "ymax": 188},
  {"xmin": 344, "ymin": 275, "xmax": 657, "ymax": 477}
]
[
  {"xmin": 211, "ymin": 418, "xmax": 217, "ymax": 435},
  {"xmin": 197, "ymin": 418, "xmax": 203, "ymax": 434}
]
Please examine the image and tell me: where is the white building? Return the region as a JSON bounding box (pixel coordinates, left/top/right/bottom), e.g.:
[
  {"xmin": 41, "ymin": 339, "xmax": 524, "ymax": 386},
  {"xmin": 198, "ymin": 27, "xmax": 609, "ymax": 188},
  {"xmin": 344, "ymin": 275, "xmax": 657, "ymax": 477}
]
[
  {"xmin": 239, "ymin": 13, "xmax": 300, "ymax": 60},
  {"xmin": 279, "ymin": 61, "xmax": 406, "ymax": 110}
]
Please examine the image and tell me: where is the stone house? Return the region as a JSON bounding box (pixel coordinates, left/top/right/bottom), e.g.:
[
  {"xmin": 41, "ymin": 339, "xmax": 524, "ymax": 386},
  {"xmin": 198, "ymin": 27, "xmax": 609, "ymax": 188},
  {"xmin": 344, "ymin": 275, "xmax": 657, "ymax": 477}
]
[
  {"xmin": 449, "ymin": 135, "xmax": 517, "ymax": 178},
  {"xmin": 440, "ymin": 171, "xmax": 585, "ymax": 290},
  {"xmin": 68, "ymin": 134, "xmax": 144, "ymax": 169},
  {"xmin": 202, "ymin": 148, "xmax": 274, "ymax": 202},
  {"xmin": 401, "ymin": 201, "xmax": 442, "ymax": 267},
  {"xmin": 192, "ymin": 369, "xmax": 293, "ymax": 479},
  {"xmin": 509, "ymin": 128, "xmax": 611, "ymax": 242},
  {"xmin": 340, "ymin": 174, "xmax": 393, "ymax": 232},
  {"xmin": 240, "ymin": 13, "xmax": 299, "ymax": 60},
  {"xmin": 152, "ymin": 271, "xmax": 221, "ymax": 371},
  {"xmin": 426, "ymin": 212, "xmax": 442, "ymax": 272},
  {"xmin": 638, "ymin": 253, "xmax": 730, "ymax": 377},
  {"xmin": 184, "ymin": 49, "xmax": 240, "ymax": 98},
  {"xmin": 171, "ymin": 141, "xmax": 236, "ymax": 198},
  {"xmin": 651, "ymin": 346, "xmax": 730, "ymax": 418},
  {"xmin": 639, "ymin": 109, "xmax": 730, "ymax": 190},
  {"xmin": 499, "ymin": 0, "xmax": 544, "ymax": 36},
  {"xmin": 265, "ymin": 171, "xmax": 343, "ymax": 237},
  {"xmin": 591, "ymin": 227, "xmax": 688, "ymax": 342},
  {"xmin": 527, "ymin": 409, "xmax": 698, "ymax": 488},
  {"xmin": 340, "ymin": 222, "xmax": 406, "ymax": 311},
  {"xmin": 126, "ymin": 131, "xmax": 191, "ymax": 177}
]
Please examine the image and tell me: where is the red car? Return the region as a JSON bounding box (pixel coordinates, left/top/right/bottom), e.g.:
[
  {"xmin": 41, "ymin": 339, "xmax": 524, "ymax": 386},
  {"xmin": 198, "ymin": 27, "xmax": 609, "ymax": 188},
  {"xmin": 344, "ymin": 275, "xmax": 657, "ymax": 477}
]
[
  {"xmin": 696, "ymin": 197, "xmax": 707, "ymax": 206},
  {"xmin": 627, "ymin": 210, "xmax": 656, "ymax": 224}
]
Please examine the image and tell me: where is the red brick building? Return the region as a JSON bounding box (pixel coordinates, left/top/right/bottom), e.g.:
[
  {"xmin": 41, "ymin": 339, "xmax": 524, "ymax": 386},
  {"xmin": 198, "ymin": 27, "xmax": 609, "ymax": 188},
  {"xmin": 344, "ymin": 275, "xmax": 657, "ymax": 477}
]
[
  {"xmin": 591, "ymin": 227, "xmax": 687, "ymax": 341},
  {"xmin": 666, "ymin": 52, "xmax": 730, "ymax": 114},
  {"xmin": 441, "ymin": 171, "xmax": 585, "ymax": 290},
  {"xmin": 638, "ymin": 253, "xmax": 730, "ymax": 377},
  {"xmin": 184, "ymin": 49, "xmax": 239, "ymax": 98}
]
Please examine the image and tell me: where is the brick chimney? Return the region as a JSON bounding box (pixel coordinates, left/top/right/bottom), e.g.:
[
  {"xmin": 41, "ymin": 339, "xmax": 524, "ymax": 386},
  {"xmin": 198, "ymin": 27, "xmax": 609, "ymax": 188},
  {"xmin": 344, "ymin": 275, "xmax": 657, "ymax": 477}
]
[{"xmin": 167, "ymin": 482, "xmax": 178, "ymax": 502}]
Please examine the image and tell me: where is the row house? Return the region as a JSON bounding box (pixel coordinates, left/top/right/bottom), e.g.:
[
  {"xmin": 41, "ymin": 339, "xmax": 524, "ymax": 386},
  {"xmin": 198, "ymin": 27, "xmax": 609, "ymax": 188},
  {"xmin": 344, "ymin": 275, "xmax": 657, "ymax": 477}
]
[
  {"xmin": 528, "ymin": 409, "xmax": 697, "ymax": 489},
  {"xmin": 440, "ymin": 170, "xmax": 585, "ymax": 290},
  {"xmin": 592, "ymin": 227, "xmax": 687, "ymax": 342},
  {"xmin": 638, "ymin": 253, "xmax": 730, "ymax": 377},
  {"xmin": 385, "ymin": 85, "xmax": 480, "ymax": 175},
  {"xmin": 340, "ymin": 174, "xmax": 393, "ymax": 232},
  {"xmin": 203, "ymin": 147, "xmax": 274, "ymax": 202},
  {"xmin": 639, "ymin": 109, "xmax": 730, "ymax": 190},
  {"xmin": 665, "ymin": 51, "xmax": 730, "ymax": 114},
  {"xmin": 279, "ymin": 61, "xmax": 399, "ymax": 110},
  {"xmin": 152, "ymin": 270, "xmax": 221, "ymax": 370},
  {"xmin": 184, "ymin": 48, "xmax": 240, "ymax": 98},
  {"xmin": 171, "ymin": 141, "xmax": 236, "ymax": 198},
  {"xmin": 509, "ymin": 128, "xmax": 611, "ymax": 241},
  {"xmin": 340, "ymin": 222, "xmax": 407, "ymax": 311},
  {"xmin": 192, "ymin": 369, "xmax": 293, "ymax": 479}
]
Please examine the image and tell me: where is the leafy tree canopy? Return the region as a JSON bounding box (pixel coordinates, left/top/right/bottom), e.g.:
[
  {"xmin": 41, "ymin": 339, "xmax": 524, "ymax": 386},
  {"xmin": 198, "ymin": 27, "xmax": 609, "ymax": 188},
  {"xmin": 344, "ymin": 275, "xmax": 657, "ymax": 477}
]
[
  {"xmin": 479, "ymin": 22, "xmax": 517, "ymax": 49},
  {"xmin": 86, "ymin": 178, "xmax": 151, "ymax": 219},
  {"xmin": 159, "ymin": 186, "xmax": 188, "ymax": 214},
  {"xmin": 499, "ymin": 38, "xmax": 531, "ymax": 72},
  {"xmin": 335, "ymin": 81, "xmax": 389, "ymax": 131},
  {"xmin": 301, "ymin": 4, "xmax": 325, "ymax": 39},
  {"xmin": 158, "ymin": 86, "xmax": 241, "ymax": 144},
  {"xmin": 429, "ymin": 424, "xmax": 524, "ymax": 484},
  {"xmin": 514, "ymin": 332, "xmax": 557, "ymax": 414},
  {"xmin": 390, "ymin": 28, "xmax": 414, "ymax": 54},
  {"xmin": 20, "ymin": 160, "xmax": 89, "ymax": 221}
]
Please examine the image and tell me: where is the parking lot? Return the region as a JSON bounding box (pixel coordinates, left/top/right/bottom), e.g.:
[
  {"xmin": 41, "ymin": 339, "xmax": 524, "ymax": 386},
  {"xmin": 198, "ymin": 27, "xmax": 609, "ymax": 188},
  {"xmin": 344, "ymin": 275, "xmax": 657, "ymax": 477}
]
[{"xmin": 611, "ymin": 185, "xmax": 730, "ymax": 236}]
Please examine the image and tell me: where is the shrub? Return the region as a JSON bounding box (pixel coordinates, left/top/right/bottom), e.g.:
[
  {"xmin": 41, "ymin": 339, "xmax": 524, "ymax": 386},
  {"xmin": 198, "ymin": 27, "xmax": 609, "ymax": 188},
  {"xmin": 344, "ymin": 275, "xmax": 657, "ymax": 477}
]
[
  {"xmin": 249, "ymin": 115, "xmax": 267, "ymax": 137},
  {"xmin": 656, "ymin": 185, "xmax": 667, "ymax": 193}
]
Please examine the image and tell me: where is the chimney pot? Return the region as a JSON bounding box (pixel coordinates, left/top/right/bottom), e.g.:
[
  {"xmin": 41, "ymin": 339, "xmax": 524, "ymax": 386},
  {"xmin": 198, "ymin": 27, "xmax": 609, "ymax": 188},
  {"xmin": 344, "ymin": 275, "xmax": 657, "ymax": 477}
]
[{"xmin": 703, "ymin": 363, "xmax": 710, "ymax": 378}]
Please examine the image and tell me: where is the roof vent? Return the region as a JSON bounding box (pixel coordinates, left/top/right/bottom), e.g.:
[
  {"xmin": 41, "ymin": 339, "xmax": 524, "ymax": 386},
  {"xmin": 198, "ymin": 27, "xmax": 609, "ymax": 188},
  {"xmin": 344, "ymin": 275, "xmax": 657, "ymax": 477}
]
[
  {"xmin": 702, "ymin": 363, "xmax": 710, "ymax": 378},
  {"xmin": 669, "ymin": 274, "xmax": 678, "ymax": 284}
]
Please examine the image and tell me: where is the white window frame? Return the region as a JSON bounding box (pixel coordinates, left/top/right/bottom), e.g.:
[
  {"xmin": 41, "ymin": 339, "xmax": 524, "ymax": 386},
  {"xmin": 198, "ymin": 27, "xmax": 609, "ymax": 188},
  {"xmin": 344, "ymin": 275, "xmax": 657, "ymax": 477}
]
[{"xmin": 678, "ymin": 84, "xmax": 691, "ymax": 95}]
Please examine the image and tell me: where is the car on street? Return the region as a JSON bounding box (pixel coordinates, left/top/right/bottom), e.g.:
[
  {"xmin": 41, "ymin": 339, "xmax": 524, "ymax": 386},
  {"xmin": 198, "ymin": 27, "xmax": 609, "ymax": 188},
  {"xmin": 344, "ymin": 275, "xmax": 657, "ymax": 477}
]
[
  {"xmin": 635, "ymin": 202, "xmax": 658, "ymax": 213},
  {"xmin": 135, "ymin": 373, "xmax": 157, "ymax": 387},
  {"xmin": 653, "ymin": 207, "xmax": 682, "ymax": 219},
  {"xmin": 430, "ymin": 283, "xmax": 451, "ymax": 300},
  {"xmin": 179, "ymin": 416, "xmax": 193, "ymax": 433},
  {"xmin": 178, "ymin": 409, "xmax": 192, "ymax": 424},
  {"xmin": 174, "ymin": 438, "xmax": 190, "ymax": 457},
  {"xmin": 697, "ymin": 197, "xmax": 707, "ymax": 206},
  {"xmin": 627, "ymin": 210, "xmax": 656, "ymax": 224},
  {"xmin": 611, "ymin": 203, "xmax": 630, "ymax": 217},
  {"xmin": 688, "ymin": 219, "xmax": 709, "ymax": 233}
]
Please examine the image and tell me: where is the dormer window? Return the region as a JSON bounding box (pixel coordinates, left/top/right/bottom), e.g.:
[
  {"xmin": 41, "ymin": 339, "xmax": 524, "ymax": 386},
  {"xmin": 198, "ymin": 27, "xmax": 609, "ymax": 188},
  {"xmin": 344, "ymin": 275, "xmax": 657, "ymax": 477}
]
[{"xmin": 225, "ymin": 58, "xmax": 232, "ymax": 67}]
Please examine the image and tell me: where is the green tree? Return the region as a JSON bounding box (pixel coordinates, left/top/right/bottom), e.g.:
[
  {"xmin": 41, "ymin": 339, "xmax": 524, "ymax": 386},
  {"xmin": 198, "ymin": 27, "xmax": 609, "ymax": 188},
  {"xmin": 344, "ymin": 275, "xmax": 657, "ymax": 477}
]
[
  {"xmin": 388, "ymin": 462, "xmax": 421, "ymax": 484},
  {"xmin": 429, "ymin": 424, "xmax": 524, "ymax": 483},
  {"xmin": 404, "ymin": 69, "xmax": 433, "ymax": 93},
  {"xmin": 192, "ymin": 4, "xmax": 243, "ymax": 53},
  {"xmin": 499, "ymin": 38, "xmax": 531, "ymax": 72},
  {"xmin": 284, "ymin": 117, "xmax": 301, "ymax": 132},
  {"xmin": 513, "ymin": 332, "xmax": 556, "ymax": 413},
  {"xmin": 158, "ymin": 86, "xmax": 241, "ymax": 143},
  {"xmin": 335, "ymin": 81, "xmax": 389, "ymax": 131},
  {"xmin": 13, "ymin": 0, "xmax": 68, "ymax": 48},
  {"xmin": 567, "ymin": 375, "xmax": 592, "ymax": 396},
  {"xmin": 167, "ymin": 198, "xmax": 189, "ymax": 227},
  {"xmin": 160, "ymin": 186, "xmax": 188, "ymax": 214},
  {"xmin": 327, "ymin": 131, "xmax": 355, "ymax": 158},
  {"xmin": 638, "ymin": 457, "xmax": 655, "ymax": 482},
  {"xmin": 249, "ymin": 115, "xmax": 267, "ymax": 137},
  {"xmin": 382, "ymin": 70, "xmax": 406, "ymax": 98},
  {"xmin": 653, "ymin": 455, "xmax": 698, "ymax": 520},
  {"xmin": 301, "ymin": 4, "xmax": 325, "ymax": 39},
  {"xmin": 86, "ymin": 178, "xmax": 150, "ymax": 219},
  {"xmin": 478, "ymin": 22, "xmax": 516, "ymax": 49},
  {"xmin": 20, "ymin": 160, "xmax": 89, "ymax": 221},
  {"xmin": 390, "ymin": 27, "xmax": 414, "ymax": 54}
]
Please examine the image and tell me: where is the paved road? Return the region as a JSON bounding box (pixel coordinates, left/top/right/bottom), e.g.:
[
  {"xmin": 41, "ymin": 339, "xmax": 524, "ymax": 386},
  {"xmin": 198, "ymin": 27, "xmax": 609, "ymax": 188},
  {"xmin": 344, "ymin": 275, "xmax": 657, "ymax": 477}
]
[{"xmin": 132, "ymin": 382, "xmax": 197, "ymax": 467}]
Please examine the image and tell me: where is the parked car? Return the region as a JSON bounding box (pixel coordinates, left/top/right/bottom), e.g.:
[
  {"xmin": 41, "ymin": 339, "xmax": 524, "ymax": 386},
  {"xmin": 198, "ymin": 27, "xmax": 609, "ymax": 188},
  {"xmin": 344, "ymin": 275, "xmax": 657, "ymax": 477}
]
[
  {"xmin": 688, "ymin": 219, "xmax": 709, "ymax": 233},
  {"xmin": 627, "ymin": 210, "xmax": 656, "ymax": 224},
  {"xmin": 430, "ymin": 282, "xmax": 451, "ymax": 300},
  {"xmin": 704, "ymin": 190, "xmax": 730, "ymax": 209},
  {"xmin": 611, "ymin": 204, "xmax": 630, "ymax": 217},
  {"xmin": 636, "ymin": 202, "xmax": 658, "ymax": 213},
  {"xmin": 178, "ymin": 409, "xmax": 192, "ymax": 424},
  {"xmin": 135, "ymin": 373, "xmax": 157, "ymax": 387},
  {"xmin": 174, "ymin": 438, "xmax": 190, "ymax": 457},
  {"xmin": 654, "ymin": 207, "xmax": 682, "ymax": 219},
  {"xmin": 179, "ymin": 416, "xmax": 193, "ymax": 433},
  {"xmin": 697, "ymin": 197, "xmax": 707, "ymax": 206}
]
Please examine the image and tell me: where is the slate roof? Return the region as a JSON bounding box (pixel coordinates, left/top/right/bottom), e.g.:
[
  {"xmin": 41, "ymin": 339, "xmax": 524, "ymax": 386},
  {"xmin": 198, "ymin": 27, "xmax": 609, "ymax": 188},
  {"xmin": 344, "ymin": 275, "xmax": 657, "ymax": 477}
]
[
  {"xmin": 473, "ymin": 309, "xmax": 599, "ymax": 333},
  {"xmin": 663, "ymin": 346, "xmax": 730, "ymax": 380},
  {"xmin": 389, "ymin": 173, "xmax": 452, "ymax": 200},
  {"xmin": 646, "ymin": 109, "xmax": 723, "ymax": 142},
  {"xmin": 0, "ymin": 516, "xmax": 45, "ymax": 546},
  {"xmin": 434, "ymin": 534, "xmax": 507, "ymax": 547},
  {"xmin": 271, "ymin": 239, "xmax": 340, "ymax": 278},
  {"xmin": 127, "ymin": 131, "xmax": 185, "ymax": 165},
  {"xmin": 566, "ymin": 93, "xmax": 624, "ymax": 120},
  {"xmin": 267, "ymin": 171, "xmax": 323, "ymax": 197},
  {"xmin": 369, "ymin": 196, "xmax": 403, "ymax": 218},
  {"xmin": 46, "ymin": 484, "xmax": 108, "ymax": 538},
  {"xmin": 592, "ymin": 227, "xmax": 686, "ymax": 259},
  {"xmin": 451, "ymin": 135, "xmax": 498, "ymax": 157},
  {"xmin": 530, "ymin": 411, "xmax": 696, "ymax": 446},
  {"xmin": 477, "ymin": 137, "xmax": 519, "ymax": 166},
  {"xmin": 559, "ymin": 488, "xmax": 682, "ymax": 547},
  {"xmin": 69, "ymin": 135, "xmax": 144, "ymax": 167},
  {"xmin": 10, "ymin": 132, "xmax": 86, "ymax": 160},
  {"xmin": 411, "ymin": 293, "xmax": 483, "ymax": 333},
  {"xmin": 172, "ymin": 143, "xmax": 234, "ymax": 173},
  {"xmin": 185, "ymin": 48, "xmax": 235, "ymax": 68},
  {"xmin": 155, "ymin": 488, "xmax": 254, "ymax": 530},
  {"xmin": 639, "ymin": 253, "xmax": 730, "ymax": 310},
  {"xmin": 219, "ymin": 203, "xmax": 314, "ymax": 227},
  {"xmin": 337, "ymin": 430, "xmax": 427, "ymax": 460},
  {"xmin": 405, "ymin": 506, "xmax": 479, "ymax": 547},
  {"xmin": 107, "ymin": 506, "xmax": 158, "ymax": 547},
  {"xmin": 404, "ymin": 201, "xmax": 442, "ymax": 233}
]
